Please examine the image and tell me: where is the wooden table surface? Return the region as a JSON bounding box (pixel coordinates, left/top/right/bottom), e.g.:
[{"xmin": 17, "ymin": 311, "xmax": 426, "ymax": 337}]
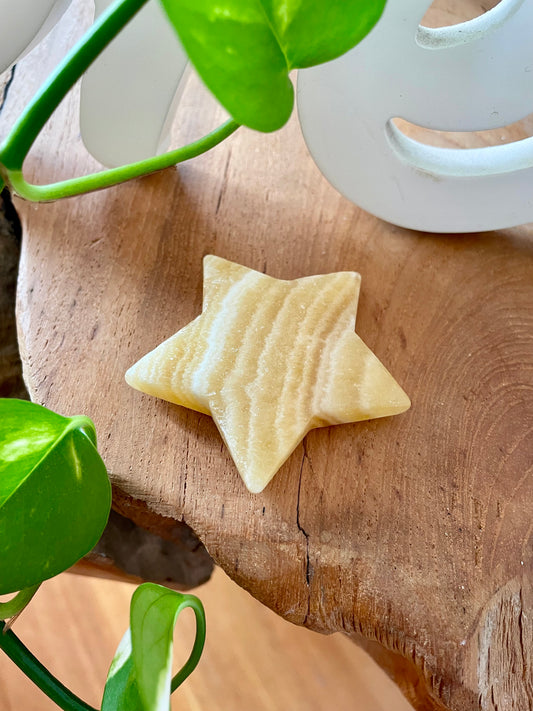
[{"xmin": 2, "ymin": 2, "xmax": 532, "ymax": 710}]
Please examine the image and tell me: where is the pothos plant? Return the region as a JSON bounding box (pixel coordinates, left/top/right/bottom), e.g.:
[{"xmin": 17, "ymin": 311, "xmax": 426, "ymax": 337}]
[
  {"xmin": 0, "ymin": 0, "xmax": 385, "ymax": 708},
  {"xmin": 0, "ymin": 399, "xmax": 206, "ymax": 711}
]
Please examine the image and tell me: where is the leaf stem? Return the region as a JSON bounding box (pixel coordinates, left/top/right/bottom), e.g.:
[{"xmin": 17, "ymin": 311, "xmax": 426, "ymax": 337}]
[
  {"xmin": 0, "ymin": 0, "xmax": 240, "ymax": 201},
  {"xmin": 171, "ymin": 595, "xmax": 206, "ymax": 692},
  {"xmin": 0, "ymin": 621, "xmax": 97, "ymax": 711},
  {"xmin": 67, "ymin": 416, "xmax": 97, "ymax": 447},
  {"xmin": 5, "ymin": 119, "xmax": 240, "ymax": 201},
  {"xmin": 0, "ymin": 584, "xmax": 40, "ymax": 622}
]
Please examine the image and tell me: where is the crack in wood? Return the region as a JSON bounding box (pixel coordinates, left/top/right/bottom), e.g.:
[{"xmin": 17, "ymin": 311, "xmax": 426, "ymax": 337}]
[
  {"xmin": 296, "ymin": 442, "xmax": 312, "ymax": 625},
  {"xmin": 474, "ymin": 575, "xmax": 533, "ymax": 711},
  {"xmin": 0, "ymin": 66, "xmax": 16, "ymax": 115}
]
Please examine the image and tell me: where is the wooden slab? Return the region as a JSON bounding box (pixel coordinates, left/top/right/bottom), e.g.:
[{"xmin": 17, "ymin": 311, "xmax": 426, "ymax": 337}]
[{"xmin": 2, "ymin": 2, "xmax": 532, "ymax": 709}]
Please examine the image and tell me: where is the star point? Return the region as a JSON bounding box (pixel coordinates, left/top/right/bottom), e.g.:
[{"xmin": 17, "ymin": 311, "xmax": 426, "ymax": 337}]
[{"xmin": 126, "ymin": 256, "xmax": 410, "ymax": 493}]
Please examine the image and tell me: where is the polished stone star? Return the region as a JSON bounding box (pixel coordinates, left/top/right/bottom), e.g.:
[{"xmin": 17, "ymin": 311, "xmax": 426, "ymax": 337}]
[{"xmin": 126, "ymin": 256, "xmax": 410, "ymax": 493}]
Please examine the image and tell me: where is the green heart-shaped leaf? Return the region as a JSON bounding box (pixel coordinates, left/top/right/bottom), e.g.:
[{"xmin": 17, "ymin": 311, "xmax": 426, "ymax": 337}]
[
  {"xmin": 0, "ymin": 399, "xmax": 111, "ymax": 595},
  {"xmin": 259, "ymin": 0, "xmax": 386, "ymax": 70},
  {"xmin": 160, "ymin": 0, "xmax": 292, "ymax": 132},
  {"xmin": 102, "ymin": 583, "xmax": 206, "ymax": 711},
  {"xmin": 159, "ymin": 0, "xmax": 386, "ymax": 131}
]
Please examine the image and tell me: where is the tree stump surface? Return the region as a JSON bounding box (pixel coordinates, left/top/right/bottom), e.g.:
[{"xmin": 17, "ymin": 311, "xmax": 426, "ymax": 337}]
[{"xmin": 2, "ymin": 2, "xmax": 532, "ymax": 709}]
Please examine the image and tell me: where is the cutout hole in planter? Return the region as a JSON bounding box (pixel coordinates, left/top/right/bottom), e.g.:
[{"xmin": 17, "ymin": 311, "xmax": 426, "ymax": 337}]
[
  {"xmin": 420, "ymin": 0, "xmax": 502, "ymax": 28},
  {"xmin": 391, "ymin": 114, "xmax": 533, "ymax": 150},
  {"xmin": 386, "ymin": 116, "xmax": 533, "ymax": 179}
]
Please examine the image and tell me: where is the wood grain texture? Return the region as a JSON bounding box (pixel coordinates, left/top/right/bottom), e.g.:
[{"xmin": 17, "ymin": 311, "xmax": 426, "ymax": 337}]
[{"xmin": 2, "ymin": 1, "xmax": 532, "ymax": 709}]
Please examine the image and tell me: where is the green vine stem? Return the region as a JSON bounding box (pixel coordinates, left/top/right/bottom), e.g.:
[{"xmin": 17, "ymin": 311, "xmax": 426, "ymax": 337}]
[
  {"xmin": 0, "ymin": 584, "xmax": 41, "ymax": 622},
  {"xmin": 170, "ymin": 595, "xmax": 206, "ymax": 692},
  {"xmin": 0, "ymin": 0, "xmax": 240, "ymax": 201},
  {"xmin": 5, "ymin": 119, "xmax": 239, "ymax": 201},
  {"xmin": 67, "ymin": 415, "xmax": 98, "ymax": 447},
  {"xmin": 0, "ymin": 621, "xmax": 97, "ymax": 711}
]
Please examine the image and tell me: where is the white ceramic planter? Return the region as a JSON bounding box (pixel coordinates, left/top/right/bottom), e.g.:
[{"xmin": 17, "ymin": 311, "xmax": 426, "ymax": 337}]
[
  {"xmin": 0, "ymin": 0, "xmax": 71, "ymax": 73},
  {"xmin": 79, "ymin": 0, "xmax": 189, "ymax": 168},
  {"xmin": 298, "ymin": 0, "xmax": 533, "ymax": 232},
  {"xmin": 4, "ymin": 0, "xmax": 533, "ymax": 232},
  {"xmin": 0, "ymin": 0, "xmax": 189, "ymax": 169}
]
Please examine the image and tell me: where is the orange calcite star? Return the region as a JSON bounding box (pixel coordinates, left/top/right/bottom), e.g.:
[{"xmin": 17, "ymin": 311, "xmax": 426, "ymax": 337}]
[{"xmin": 126, "ymin": 256, "xmax": 410, "ymax": 493}]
